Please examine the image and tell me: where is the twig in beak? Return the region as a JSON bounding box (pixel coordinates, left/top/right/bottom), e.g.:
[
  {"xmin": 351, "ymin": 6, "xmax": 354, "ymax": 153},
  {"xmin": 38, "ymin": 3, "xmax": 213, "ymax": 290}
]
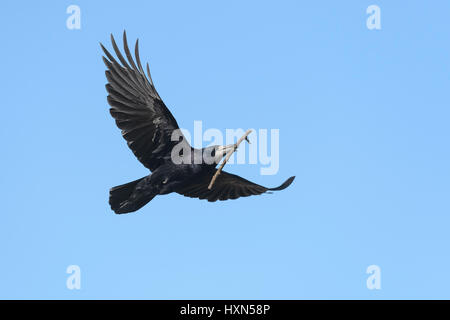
[{"xmin": 208, "ymin": 129, "xmax": 252, "ymax": 190}]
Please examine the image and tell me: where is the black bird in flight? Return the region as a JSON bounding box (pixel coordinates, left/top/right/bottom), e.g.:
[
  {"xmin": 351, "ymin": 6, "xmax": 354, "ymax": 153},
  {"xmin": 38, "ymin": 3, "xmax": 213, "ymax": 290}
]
[{"xmin": 101, "ymin": 31, "xmax": 295, "ymax": 214}]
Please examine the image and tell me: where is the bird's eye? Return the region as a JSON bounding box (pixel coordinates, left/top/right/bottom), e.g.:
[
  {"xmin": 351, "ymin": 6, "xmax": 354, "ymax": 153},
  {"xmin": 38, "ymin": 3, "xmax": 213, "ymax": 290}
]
[{"xmin": 211, "ymin": 149, "xmax": 216, "ymax": 157}]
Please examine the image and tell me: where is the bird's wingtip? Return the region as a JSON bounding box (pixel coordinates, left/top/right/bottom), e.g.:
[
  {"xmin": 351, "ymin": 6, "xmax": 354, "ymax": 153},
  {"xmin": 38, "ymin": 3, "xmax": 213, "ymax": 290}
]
[{"xmin": 268, "ymin": 176, "xmax": 295, "ymax": 191}]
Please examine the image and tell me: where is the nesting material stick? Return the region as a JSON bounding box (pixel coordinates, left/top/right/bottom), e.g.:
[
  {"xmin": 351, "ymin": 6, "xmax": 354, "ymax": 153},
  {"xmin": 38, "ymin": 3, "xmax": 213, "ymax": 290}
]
[{"xmin": 208, "ymin": 129, "xmax": 252, "ymax": 190}]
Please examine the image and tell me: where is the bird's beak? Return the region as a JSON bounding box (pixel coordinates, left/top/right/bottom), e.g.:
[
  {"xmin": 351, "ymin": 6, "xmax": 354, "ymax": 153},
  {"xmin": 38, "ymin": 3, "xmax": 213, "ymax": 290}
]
[{"xmin": 217, "ymin": 144, "xmax": 235, "ymax": 158}]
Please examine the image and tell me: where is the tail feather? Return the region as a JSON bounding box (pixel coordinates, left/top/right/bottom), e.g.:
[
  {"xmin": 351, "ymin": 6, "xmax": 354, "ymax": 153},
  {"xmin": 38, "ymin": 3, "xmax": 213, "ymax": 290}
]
[{"xmin": 109, "ymin": 177, "xmax": 154, "ymax": 214}]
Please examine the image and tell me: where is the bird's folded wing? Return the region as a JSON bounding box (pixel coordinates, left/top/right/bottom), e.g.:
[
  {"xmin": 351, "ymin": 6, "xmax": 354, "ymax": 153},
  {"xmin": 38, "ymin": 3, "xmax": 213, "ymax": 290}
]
[
  {"xmin": 176, "ymin": 169, "xmax": 295, "ymax": 202},
  {"xmin": 101, "ymin": 31, "xmax": 189, "ymax": 171}
]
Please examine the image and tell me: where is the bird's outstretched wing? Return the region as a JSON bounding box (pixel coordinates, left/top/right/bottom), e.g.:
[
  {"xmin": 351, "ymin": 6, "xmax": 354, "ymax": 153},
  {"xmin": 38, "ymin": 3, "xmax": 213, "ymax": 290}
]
[
  {"xmin": 101, "ymin": 31, "xmax": 189, "ymax": 171},
  {"xmin": 176, "ymin": 169, "xmax": 295, "ymax": 202}
]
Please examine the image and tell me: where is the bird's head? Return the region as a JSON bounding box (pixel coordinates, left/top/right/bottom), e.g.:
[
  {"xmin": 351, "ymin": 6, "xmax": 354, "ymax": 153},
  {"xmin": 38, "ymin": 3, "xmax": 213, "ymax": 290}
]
[{"xmin": 201, "ymin": 144, "xmax": 235, "ymax": 165}]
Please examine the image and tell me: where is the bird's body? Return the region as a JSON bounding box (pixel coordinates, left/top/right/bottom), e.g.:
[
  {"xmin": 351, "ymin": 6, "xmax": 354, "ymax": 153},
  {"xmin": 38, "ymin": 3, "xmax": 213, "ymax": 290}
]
[{"xmin": 101, "ymin": 31, "xmax": 295, "ymax": 214}]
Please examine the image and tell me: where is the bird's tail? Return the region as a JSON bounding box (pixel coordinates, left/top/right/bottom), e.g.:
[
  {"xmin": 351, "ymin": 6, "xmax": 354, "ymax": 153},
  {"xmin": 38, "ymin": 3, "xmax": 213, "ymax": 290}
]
[{"xmin": 109, "ymin": 177, "xmax": 155, "ymax": 214}]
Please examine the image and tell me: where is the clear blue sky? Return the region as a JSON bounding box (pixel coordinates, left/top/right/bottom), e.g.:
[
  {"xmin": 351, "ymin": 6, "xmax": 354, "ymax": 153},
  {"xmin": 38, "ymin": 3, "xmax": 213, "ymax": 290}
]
[{"xmin": 1, "ymin": 1, "xmax": 449, "ymax": 299}]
